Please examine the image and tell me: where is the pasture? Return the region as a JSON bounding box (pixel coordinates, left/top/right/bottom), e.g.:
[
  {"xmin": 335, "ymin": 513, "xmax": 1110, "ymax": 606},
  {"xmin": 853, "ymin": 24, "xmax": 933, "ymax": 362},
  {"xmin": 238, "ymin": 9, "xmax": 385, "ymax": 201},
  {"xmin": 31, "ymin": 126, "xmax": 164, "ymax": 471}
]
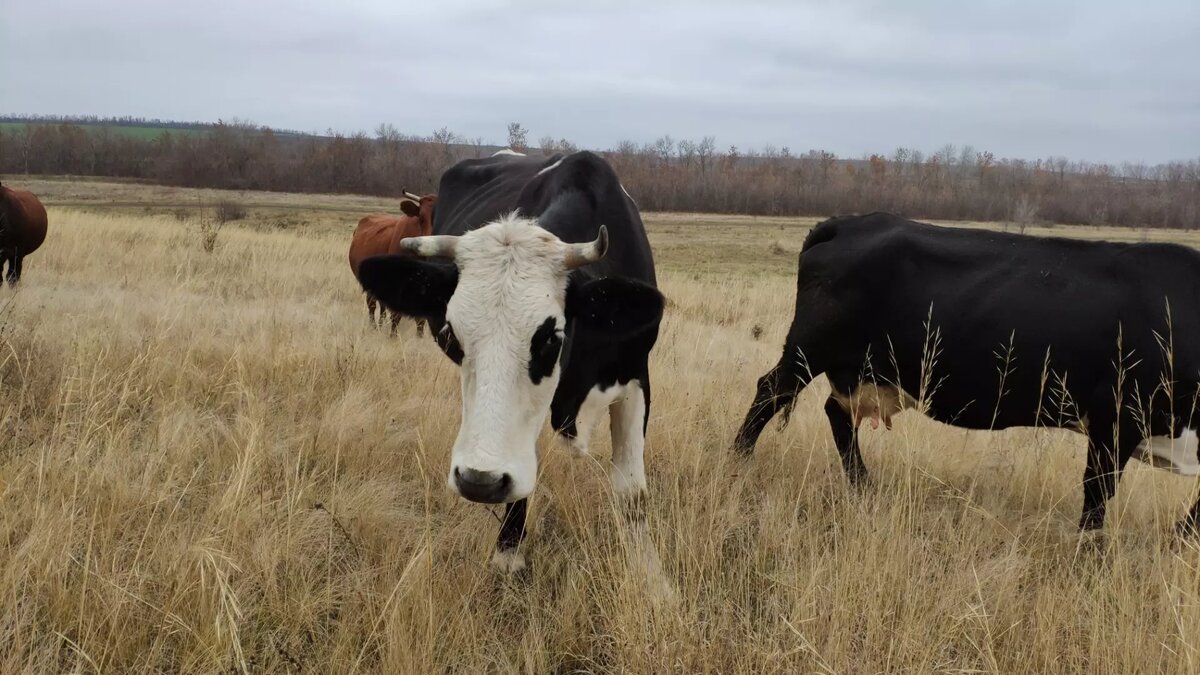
[{"xmin": 1, "ymin": 180, "xmax": 1199, "ymax": 673}]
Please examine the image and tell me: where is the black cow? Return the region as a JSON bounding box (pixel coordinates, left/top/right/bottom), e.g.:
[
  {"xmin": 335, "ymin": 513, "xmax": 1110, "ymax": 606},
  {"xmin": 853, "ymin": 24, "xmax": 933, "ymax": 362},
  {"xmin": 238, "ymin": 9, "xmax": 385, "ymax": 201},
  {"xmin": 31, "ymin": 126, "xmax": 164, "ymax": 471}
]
[
  {"xmin": 359, "ymin": 150, "xmax": 665, "ymax": 574},
  {"xmin": 735, "ymin": 212, "xmax": 1200, "ymax": 534}
]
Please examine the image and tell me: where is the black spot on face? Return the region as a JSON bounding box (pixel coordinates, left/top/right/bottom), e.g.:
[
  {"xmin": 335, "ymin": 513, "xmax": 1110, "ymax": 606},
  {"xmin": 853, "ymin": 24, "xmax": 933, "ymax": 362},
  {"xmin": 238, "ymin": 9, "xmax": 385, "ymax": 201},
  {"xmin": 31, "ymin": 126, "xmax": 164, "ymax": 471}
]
[{"xmin": 528, "ymin": 317, "xmax": 562, "ymax": 384}]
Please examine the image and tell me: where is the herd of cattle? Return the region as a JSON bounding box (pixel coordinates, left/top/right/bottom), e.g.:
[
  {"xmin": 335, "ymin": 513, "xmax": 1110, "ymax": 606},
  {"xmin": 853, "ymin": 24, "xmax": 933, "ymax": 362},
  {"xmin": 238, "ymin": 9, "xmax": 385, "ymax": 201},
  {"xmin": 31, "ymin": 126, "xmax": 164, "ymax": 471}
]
[
  {"xmin": 5, "ymin": 148, "xmax": 1200, "ymax": 574},
  {"xmin": 346, "ymin": 150, "xmax": 1200, "ymax": 572}
]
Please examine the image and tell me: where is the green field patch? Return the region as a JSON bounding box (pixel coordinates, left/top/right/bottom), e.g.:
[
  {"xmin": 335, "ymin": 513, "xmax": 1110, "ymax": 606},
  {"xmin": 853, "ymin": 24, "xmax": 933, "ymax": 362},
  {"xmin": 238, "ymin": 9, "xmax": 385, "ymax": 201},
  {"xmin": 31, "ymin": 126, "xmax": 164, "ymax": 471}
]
[{"xmin": 0, "ymin": 122, "xmax": 209, "ymax": 140}]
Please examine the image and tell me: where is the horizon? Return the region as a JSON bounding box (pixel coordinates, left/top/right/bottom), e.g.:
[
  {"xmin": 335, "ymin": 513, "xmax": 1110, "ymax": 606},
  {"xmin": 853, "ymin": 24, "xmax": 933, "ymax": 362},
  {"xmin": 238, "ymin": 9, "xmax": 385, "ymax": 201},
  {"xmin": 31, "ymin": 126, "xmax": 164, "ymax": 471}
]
[
  {"xmin": 3, "ymin": 112, "xmax": 1195, "ymax": 170},
  {"xmin": 2, "ymin": 2, "xmax": 1197, "ymax": 166}
]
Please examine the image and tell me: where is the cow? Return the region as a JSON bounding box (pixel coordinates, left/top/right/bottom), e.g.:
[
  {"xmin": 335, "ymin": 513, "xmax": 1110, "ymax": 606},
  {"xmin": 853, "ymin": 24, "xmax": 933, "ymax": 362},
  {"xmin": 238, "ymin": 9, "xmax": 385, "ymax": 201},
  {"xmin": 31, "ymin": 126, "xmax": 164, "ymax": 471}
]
[
  {"xmin": 357, "ymin": 151, "xmax": 666, "ymax": 577},
  {"xmin": 0, "ymin": 180, "xmax": 49, "ymax": 286},
  {"xmin": 348, "ymin": 191, "xmax": 435, "ymax": 335},
  {"xmin": 734, "ymin": 212, "xmax": 1200, "ymax": 537}
]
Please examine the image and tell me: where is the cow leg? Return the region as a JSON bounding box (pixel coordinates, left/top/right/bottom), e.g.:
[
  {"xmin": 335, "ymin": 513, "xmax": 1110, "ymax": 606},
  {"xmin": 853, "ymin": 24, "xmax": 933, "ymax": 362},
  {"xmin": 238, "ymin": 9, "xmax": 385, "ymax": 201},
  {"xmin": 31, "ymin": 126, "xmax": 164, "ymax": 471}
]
[
  {"xmin": 1079, "ymin": 420, "xmax": 1137, "ymax": 531},
  {"xmin": 4, "ymin": 253, "xmax": 20, "ymax": 287},
  {"xmin": 389, "ymin": 308, "xmax": 401, "ymax": 337},
  {"xmin": 1177, "ymin": 499, "xmax": 1200, "ymax": 537},
  {"xmin": 491, "ymin": 499, "xmax": 528, "ymax": 574},
  {"xmin": 611, "ymin": 380, "xmax": 650, "ymax": 511},
  {"xmin": 365, "ymin": 294, "xmax": 378, "ymax": 327},
  {"xmin": 734, "ymin": 356, "xmax": 811, "ymax": 454},
  {"xmin": 824, "ymin": 395, "xmax": 871, "ymax": 486},
  {"xmin": 610, "ymin": 379, "xmax": 673, "ymax": 598},
  {"xmin": 415, "ymin": 318, "xmax": 426, "ymax": 338}
]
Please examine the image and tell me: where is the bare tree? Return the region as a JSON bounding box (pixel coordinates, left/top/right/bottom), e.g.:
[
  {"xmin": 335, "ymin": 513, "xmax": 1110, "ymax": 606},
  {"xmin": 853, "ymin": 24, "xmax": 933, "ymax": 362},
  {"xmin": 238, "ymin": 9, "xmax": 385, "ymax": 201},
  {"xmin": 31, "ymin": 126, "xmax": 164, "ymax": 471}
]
[
  {"xmin": 653, "ymin": 135, "xmax": 675, "ymax": 165},
  {"xmin": 678, "ymin": 139, "xmax": 697, "ymax": 169},
  {"xmin": 697, "ymin": 136, "xmax": 716, "ymax": 175},
  {"xmin": 507, "ymin": 122, "xmax": 528, "ymax": 152}
]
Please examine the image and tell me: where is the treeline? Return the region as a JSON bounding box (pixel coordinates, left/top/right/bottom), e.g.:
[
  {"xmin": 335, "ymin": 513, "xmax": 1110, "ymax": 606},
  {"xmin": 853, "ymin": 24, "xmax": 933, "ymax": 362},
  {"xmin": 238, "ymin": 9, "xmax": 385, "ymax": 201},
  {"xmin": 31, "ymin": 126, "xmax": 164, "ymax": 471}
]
[
  {"xmin": 1, "ymin": 118, "xmax": 1197, "ymax": 229},
  {"xmin": 611, "ymin": 141, "xmax": 1200, "ymax": 229},
  {"xmin": 0, "ymin": 114, "xmax": 306, "ymax": 135}
]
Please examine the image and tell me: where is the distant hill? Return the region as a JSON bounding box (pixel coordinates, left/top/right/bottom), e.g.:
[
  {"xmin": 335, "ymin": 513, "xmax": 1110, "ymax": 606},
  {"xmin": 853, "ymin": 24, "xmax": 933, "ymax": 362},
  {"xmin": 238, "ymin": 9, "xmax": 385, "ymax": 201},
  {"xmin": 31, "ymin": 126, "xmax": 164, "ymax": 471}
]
[
  {"xmin": 0, "ymin": 115, "xmax": 515, "ymax": 156},
  {"xmin": 0, "ymin": 115, "xmax": 312, "ymax": 140},
  {"xmin": 0, "ymin": 121, "xmax": 210, "ymax": 140}
]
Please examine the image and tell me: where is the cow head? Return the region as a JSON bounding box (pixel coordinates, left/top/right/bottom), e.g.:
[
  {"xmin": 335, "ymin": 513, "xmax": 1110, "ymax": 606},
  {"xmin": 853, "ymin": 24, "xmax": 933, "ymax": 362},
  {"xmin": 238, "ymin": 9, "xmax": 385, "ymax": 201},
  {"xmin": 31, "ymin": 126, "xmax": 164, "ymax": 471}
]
[
  {"xmin": 358, "ymin": 214, "xmax": 663, "ymax": 503},
  {"xmin": 400, "ymin": 191, "xmax": 437, "ymax": 235}
]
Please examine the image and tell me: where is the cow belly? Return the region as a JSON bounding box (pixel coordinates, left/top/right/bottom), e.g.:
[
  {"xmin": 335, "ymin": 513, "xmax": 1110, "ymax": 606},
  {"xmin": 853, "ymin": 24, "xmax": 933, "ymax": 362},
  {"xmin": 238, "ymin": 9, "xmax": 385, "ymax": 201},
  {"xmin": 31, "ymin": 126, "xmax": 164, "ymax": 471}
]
[{"xmin": 1133, "ymin": 429, "xmax": 1200, "ymax": 476}]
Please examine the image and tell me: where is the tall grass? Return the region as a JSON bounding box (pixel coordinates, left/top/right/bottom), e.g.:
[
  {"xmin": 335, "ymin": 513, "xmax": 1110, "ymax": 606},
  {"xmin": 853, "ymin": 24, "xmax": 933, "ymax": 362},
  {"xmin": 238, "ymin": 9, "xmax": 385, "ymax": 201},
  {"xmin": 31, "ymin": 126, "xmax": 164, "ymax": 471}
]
[{"xmin": 0, "ymin": 209, "xmax": 1198, "ymax": 672}]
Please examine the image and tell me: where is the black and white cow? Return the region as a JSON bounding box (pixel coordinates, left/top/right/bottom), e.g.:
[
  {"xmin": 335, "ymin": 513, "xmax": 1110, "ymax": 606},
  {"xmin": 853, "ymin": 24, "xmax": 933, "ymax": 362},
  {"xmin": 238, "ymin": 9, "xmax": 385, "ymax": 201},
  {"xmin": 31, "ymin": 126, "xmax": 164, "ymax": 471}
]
[
  {"xmin": 735, "ymin": 212, "xmax": 1200, "ymax": 534},
  {"xmin": 359, "ymin": 150, "xmax": 664, "ymax": 572}
]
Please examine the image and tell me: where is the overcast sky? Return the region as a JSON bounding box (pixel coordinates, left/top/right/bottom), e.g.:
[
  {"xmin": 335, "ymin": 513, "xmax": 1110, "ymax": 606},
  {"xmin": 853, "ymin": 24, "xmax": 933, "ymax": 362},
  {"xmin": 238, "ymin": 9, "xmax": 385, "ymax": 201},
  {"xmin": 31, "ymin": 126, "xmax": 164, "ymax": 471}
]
[{"xmin": 3, "ymin": 0, "xmax": 1197, "ymax": 164}]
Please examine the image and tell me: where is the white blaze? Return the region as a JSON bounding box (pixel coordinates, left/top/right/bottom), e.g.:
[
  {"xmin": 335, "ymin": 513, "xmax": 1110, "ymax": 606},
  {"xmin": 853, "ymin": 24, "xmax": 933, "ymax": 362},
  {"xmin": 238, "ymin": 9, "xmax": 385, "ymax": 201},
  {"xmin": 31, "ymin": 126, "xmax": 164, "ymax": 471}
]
[{"xmin": 443, "ymin": 215, "xmax": 573, "ymax": 501}]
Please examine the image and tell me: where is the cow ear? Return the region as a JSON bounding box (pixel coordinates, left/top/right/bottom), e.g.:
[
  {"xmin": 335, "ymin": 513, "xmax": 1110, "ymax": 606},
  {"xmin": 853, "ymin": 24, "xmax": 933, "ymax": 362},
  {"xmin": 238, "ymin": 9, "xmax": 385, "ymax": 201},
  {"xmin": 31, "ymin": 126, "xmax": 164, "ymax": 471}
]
[
  {"xmin": 399, "ymin": 200, "xmax": 420, "ymax": 218},
  {"xmin": 567, "ymin": 276, "xmax": 664, "ymax": 338},
  {"xmin": 359, "ymin": 255, "xmax": 457, "ymax": 319}
]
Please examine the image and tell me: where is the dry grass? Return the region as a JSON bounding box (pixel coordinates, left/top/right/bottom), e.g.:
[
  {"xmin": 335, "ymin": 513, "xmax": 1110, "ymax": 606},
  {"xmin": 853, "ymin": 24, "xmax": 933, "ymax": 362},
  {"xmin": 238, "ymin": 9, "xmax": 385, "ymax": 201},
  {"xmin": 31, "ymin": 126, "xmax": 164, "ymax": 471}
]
[{"xmin": 1, "ymin": 197, "xmax": 1200, "ymax": 673}]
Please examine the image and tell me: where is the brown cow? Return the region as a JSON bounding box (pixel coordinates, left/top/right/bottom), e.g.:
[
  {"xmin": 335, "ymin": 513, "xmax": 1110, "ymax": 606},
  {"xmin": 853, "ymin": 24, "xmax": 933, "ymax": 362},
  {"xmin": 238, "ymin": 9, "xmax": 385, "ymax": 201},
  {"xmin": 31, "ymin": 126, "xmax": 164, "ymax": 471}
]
[
  {"xmin": 0, "ymin": 180, "xmax": 49, "ymax": 286},
  {"xmin": 349, "ymin": 191, "xmax": 436, "ymax": 335}
]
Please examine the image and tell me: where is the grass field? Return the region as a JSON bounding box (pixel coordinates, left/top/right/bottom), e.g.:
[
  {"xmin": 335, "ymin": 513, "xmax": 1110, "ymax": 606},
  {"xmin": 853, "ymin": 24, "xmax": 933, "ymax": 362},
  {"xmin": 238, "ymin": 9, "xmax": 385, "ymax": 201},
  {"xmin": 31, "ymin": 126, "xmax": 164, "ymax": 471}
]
[{"xmin": 1, "ymin": 180, "xmax": 1199, "ymax": 673}]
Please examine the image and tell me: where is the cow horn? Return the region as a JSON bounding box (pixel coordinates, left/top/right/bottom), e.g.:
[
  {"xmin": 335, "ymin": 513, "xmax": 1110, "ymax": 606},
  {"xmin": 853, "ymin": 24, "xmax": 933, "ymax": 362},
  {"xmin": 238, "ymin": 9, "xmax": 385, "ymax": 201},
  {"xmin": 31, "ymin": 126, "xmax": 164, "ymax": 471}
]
[
  {"xmin": 401, "ymin": 234, "xmax": 459, "ymax": 259},
  {"xmin": 563, "ymin": 225, "xmax": 609, "ymax": 269},
  {"xmin": 403, "ymin": 190, "xmax": 421, "ymax": 201}
]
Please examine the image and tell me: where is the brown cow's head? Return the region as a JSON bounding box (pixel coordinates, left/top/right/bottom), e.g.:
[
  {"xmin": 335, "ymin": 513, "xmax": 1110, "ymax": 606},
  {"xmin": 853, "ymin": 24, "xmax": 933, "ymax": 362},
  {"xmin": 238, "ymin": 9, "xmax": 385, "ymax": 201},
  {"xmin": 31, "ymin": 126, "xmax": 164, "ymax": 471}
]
[{"xmin": 400, "ymin": 191, "xmax": 437, "ymax": 236}]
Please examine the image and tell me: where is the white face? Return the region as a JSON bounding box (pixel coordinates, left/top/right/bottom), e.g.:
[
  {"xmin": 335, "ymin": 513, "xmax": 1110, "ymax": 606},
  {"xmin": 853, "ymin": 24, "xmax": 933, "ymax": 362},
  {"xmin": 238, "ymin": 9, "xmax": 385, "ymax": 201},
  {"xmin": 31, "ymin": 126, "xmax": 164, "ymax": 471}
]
[{"xmin": 441, "ymin": 216, "xmax": 572, "ymax": 503}]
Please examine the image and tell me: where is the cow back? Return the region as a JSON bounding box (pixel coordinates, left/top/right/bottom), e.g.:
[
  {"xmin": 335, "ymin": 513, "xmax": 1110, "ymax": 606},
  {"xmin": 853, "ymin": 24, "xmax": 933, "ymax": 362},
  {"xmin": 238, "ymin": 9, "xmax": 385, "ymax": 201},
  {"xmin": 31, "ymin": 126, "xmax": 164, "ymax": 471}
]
[
  {"xmin": 434, "ymin": 151, "xmax": 654, "ymax": 285},
  {"xmin": 797, "ymin": 213, "xmax": 1200, "ymax": 430}
]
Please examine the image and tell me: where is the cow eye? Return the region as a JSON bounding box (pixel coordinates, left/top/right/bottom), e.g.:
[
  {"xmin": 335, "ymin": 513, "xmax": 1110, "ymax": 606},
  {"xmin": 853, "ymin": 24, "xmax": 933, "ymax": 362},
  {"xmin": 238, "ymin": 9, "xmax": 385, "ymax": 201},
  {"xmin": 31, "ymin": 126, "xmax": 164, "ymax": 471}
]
[
  {"xmin": 537, "ymin": 329, "xmax": 562, "ymax": 356},
  {"xmin": 438, "ymin": 322, "xmax": 464, "ymax": 365}
]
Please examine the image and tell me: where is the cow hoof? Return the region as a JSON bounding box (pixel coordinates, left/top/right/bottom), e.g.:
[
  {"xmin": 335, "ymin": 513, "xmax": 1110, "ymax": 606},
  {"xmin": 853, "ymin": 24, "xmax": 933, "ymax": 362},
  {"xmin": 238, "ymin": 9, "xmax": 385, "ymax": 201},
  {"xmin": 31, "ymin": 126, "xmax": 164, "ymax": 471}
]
[
  {"xmin": 846, "ymin": 471, "xmax": 874, "ymax": 492},
  {"xmin": 491, "ymin": 547, "xmax": 529, "ymax": 576},
  {"xmin": 1075, "ymin": 528, "xmax": 1109, "ymax": 559}
]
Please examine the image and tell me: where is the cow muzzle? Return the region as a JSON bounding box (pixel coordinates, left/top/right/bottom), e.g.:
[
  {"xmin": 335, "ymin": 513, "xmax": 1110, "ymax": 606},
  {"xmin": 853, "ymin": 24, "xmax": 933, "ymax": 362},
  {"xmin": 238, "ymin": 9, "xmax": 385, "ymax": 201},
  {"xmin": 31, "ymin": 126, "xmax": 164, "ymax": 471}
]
[{"xmin": 451, "ymin": 466, "xmax": 513, "ymax": 504}]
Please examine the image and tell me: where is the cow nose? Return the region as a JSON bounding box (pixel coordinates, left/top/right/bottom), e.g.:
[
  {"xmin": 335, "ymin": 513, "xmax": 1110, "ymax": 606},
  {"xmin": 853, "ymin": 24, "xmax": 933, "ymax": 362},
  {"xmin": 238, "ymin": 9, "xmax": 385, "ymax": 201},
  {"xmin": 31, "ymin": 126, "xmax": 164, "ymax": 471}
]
[{"xmin": 452, "ymin": 466, "xmax": 512, "ymax": 504}]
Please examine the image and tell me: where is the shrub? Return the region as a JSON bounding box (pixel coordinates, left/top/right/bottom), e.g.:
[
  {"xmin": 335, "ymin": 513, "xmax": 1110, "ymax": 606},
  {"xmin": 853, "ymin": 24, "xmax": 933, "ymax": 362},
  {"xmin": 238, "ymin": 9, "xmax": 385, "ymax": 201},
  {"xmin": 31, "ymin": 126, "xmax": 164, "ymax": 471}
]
[{"xmin": 214, "ymin": 200, "xmax": 248, "ymax": 224}]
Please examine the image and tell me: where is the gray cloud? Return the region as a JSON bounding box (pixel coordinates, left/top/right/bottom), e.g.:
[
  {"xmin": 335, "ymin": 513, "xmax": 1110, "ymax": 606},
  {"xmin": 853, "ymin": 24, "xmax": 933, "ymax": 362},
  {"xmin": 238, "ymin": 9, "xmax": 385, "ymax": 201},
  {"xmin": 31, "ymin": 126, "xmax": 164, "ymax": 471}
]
[{"xmin": 2, "ymin": 0, "xmax": 1197, "ymax": 163}]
